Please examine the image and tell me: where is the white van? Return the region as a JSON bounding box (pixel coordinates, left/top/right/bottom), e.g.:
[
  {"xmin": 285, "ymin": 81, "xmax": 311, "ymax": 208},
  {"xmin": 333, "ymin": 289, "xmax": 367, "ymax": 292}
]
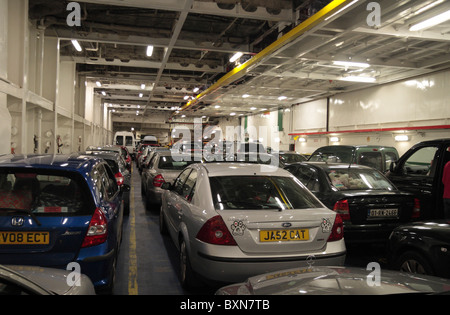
[{"xmin": 114, "ymin": 131, "xmax": 136, "ymax": 156}]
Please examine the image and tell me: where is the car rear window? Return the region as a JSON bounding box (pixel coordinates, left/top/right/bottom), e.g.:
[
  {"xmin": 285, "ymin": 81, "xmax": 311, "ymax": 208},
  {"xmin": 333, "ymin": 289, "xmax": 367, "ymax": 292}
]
[
  {"xmin": 210, "ymin": 176, "xmax": 322, "ymax": 210},
  {"xmin": 0, "ymin": 170, "xmax": 94, "ymax": 216},
  {"xmin": 157, "ymin": 155, "xmax": 196, "ymax": 170},
  {"xmin": 280, "ymin": 153, "xmax": 307, "ymax": 164},
  {"xmin": 309, "ymin": 148, "xmax": 354, "ymax": 163},
  {"xmin": 326, "ymin": 168, "xmax": 395, "ymax": 191}
]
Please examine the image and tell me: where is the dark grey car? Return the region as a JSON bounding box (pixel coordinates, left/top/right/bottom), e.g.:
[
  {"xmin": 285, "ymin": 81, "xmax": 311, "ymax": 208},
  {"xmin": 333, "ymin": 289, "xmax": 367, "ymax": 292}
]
[{"xmin": 80, "ymin": 150, "xmax": 131, "ymax": 215}]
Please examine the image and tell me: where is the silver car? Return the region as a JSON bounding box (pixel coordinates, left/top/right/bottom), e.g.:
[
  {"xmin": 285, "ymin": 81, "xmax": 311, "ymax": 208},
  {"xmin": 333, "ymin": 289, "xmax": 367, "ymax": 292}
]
[
  {"xmin": 215, "ymin": 266, "xmax": 450, "ymax": 295},
  {"xmin": 159, "ymin": 163, "xmax": 346, "ymax": 289},
  {"xmin": 141, "ymin": 151, "xmax": 198, "ymax": 210},
  {"xmin": 0, "ymin": 265, "xmax": 95, "ymax": 295}
]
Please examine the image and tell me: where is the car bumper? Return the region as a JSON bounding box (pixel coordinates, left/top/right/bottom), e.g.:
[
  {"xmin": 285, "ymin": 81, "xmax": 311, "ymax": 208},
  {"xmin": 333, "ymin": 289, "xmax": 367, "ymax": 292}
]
[
  {"xmin": 146, "ymin": 187, "xmax": 163, "ymax": 204},
  {"xmin": 343, "ymin": 222, "xmax": 401, "ymax": 244},
  {"xmin": 190, "ymin": 240, "xmax": 346, "ymax": 283},
  {"xmin": 76, "ymin": 243, "xmax": 116, "ymax": 289}
]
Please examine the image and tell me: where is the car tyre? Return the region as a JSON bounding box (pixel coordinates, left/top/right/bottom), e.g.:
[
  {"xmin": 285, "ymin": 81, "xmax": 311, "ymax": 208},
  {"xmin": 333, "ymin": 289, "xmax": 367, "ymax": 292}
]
[
  {"xmin": 179, "ymin": 238, "xmax": 196, "ymax": 290},
  {"xmin": 396, "ymin": 250, "xmax": 434, "ymax": 276}
]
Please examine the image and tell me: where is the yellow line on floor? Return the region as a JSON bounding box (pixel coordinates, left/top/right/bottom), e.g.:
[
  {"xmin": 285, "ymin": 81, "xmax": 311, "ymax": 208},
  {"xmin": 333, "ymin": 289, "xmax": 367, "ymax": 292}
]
[{"xmin": 128, "ymin": 175, "xmax": 138, "ymax": 295}]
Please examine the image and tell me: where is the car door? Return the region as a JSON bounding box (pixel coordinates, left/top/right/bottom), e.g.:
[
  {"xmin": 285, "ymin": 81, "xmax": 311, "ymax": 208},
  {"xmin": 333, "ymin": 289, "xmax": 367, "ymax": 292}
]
[
  {"xmin": 165, "ymin": 168, "xmax": 192, "ymax": 235},
  {"xmin": 389, "ymin": 144, "xmax": 440, "ymax": 219},
  {"xmin": 173, "ymin": 169, "xmax": 198, "ymax": 235}
]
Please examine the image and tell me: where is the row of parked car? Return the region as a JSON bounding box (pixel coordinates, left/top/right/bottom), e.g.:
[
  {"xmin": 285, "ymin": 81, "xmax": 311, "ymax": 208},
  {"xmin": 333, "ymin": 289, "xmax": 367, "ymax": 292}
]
[
  {"xmin": 1, "ymin": 137, "xmax": 450, "ymax": 295},
  {"xmin": 136, "ymin": 139, "xmax": 450, "ymax": 294},
  {"xmin": 0, "ymin": 145, "xmax": 133, "ymax": 294}
]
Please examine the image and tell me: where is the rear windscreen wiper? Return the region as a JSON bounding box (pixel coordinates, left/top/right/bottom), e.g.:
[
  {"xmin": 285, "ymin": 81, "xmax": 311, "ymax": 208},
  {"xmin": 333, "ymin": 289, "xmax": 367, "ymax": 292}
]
[{"xmin": 0, "ymin": 208, "xmax": 42, "ymax": 226}]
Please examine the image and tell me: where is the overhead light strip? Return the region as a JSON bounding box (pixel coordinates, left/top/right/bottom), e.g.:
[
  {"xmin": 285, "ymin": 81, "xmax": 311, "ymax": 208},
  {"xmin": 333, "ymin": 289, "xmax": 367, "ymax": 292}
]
[
  {"xmin": 409, "ymin": 9, "xmax": 450, "ymax": 31},
  {"xmin": 71, "ymin": 40, "xmax": 82, "ymax": 52}
]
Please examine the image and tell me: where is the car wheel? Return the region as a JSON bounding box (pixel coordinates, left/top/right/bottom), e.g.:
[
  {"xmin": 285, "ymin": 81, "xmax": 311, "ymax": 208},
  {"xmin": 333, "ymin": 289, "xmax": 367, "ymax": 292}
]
[
  {"xmin": 397, "ymin": 251, "xmax": 434, "ymax": 276},
  {"xmin": 179, "ymin": 238, "xmax": 196, "ymax": 290}
]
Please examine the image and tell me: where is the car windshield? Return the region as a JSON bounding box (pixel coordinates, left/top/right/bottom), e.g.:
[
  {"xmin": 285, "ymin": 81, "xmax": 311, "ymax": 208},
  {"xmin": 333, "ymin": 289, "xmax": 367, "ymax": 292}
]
[
  {"xmin": 280, "ymin": 153, "xmax": 307, "ymax": 164},
  {"xmin": 326, "ymin": 168, "xmax": 395, "ymax": 191},
  {"xmin": 210, "ymin": 176, "xmax": 322, "ymax": 210},
  {"xmin": 0, "ymin": 170, "xmax": 93, "ymax": 216},
  {"xmin": 158, "ymin": 155, "xmax": 197, "ymax": 170}
]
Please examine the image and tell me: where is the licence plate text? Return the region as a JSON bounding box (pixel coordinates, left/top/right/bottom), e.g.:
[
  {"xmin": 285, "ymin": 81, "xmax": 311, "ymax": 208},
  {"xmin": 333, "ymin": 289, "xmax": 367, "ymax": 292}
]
[
  {"xmin": 369, "ymin": 208, "xmax": 398, "ymax": 218},
  {"xmin": 260, "ymin": 229, "xmax": 309, "ymax": 242},
  {"xmin": 0, "ymin": 232, "xmax": 50, "ymax": 245}
]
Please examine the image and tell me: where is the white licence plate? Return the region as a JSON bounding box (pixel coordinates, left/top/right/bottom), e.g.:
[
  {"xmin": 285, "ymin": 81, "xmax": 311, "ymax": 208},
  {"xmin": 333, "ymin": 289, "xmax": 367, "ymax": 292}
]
[{"xmin": 369, "ymin": 208, "xmax": 398, "ymax": 218}]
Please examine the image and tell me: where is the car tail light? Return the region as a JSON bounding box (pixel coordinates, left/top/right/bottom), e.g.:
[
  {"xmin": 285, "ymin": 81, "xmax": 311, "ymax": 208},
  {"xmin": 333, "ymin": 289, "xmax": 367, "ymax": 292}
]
[
  {"xmin": 153, "ymin": 174, "xmax": 165, "ymax": 187},
  {"xmin": 412, "ymin": 198, "xmax": 421, "ymax": 219},
  {"xmin": 114, "ymin": 172, "xmax": 124, "ymax": 186},
  {"xmin": 196, "ymin": 215, "xmax": 237, "ymax": 246},
  {"xmin": 333, "ymin": 199, "xmax": 350, "ymax": 221},
  {"xmin": 82, "ymin": 208, "xmax": 108, "ymax": 248},
  {"xmin": 327, "ymin": 214, "xmax": 344, "ymax": 242}
]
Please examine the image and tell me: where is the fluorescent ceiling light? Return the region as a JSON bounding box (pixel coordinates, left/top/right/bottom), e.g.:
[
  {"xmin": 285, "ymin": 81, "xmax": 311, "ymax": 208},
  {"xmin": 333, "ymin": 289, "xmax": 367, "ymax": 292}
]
[
  {"xmin": 141, "ymin": 84, "xmax": 146, "ymax": 89},
  {"xmin": 250, "ymin": 107, "xmax": 257, "ymax": 110},
  {"xmin": 193, "ymin": 87, "xmax": 199, "ymax": 93},
  {"xmin": 214, "ymin": 105, "xmax": 221, "ymax": 109},
  {"xmin": 395, "ymin": 135, "xmax": 410, "ymax": 142},
  {"xmin": 230, "ymin": 52, "xmax": 243, "ymax": 63},
  {"xmin": 330, "ymin": 137, "xmax": 340, "ymax": 142},
  {"xmin": 139, "ymin": 93, "xmax": 143, "ymax": 98},
  {"xmin": 409, "ymin": 9, "xmax": 450, "ymax": 31},
  {"xmin": 96, "ymin": 81, "xmax": 102, "ymax": 87},
  {"xmin": 242, "ymin": 94, "xmax": 250, "ymax": 98},
  {"xmin": 415, "ymin": 0, "xmax": 444, "ymax": 15},
  {"xmin": 101, "ymin": 91, "xmax": 106, "ymax": 96},
  {"xmin": 230, "ymin": 113, "xmax": 236, "ymax": 116},
  {"xmin": 278, "ymin": 96, "xmax": 287, "ymax": 101},
  {"xmin": 333, "ymin": 61, "xmax": 370, "ymax": 68},
  {"xmin": 342, "ymin": 76, "xmax": 376, "ymax": 83},
  {"xmin": 146, "ymin": 45, "xmax": 154, "ymax": 57},
  {"xmin": 71, "ymin": 40, "xmax": 82, "ymax": 52}
]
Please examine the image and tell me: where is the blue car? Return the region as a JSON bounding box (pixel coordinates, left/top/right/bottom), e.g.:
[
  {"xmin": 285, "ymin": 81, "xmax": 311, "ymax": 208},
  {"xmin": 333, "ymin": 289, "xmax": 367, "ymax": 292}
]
[{"xmin": 0, "ymin": 154, "xmax": 126, "ymax": 293}]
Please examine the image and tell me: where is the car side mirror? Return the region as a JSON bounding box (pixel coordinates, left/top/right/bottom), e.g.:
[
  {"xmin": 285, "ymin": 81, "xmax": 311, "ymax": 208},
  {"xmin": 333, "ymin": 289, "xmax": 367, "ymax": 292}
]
[{"xmin": 161, "ymin": 182, "xmax": 172, "ymax": 190}]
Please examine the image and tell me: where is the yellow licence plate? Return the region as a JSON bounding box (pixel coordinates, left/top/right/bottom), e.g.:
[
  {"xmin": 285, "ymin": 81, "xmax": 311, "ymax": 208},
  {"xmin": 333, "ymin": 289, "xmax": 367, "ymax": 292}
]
[
  {"xmin": 260, "ymin": 229, "xmax": 309, "ymax": 242},
  {"xmin": 0, "ymin": 232, "xmax": 50, "ymax": 245}
]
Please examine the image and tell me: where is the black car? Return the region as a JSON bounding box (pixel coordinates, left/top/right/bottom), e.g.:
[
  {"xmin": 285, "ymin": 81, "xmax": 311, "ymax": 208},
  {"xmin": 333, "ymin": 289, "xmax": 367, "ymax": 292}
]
[
  {"xmin": 278, "ymin": 151, "xmax": 307, "ymax": 167},
  {"xmin": 284, "ymin": 162, "xmax": 420, "ymax": 244},
  {"xmin": 80, "ymin": 150, "xmax": 131, "ymax": 215},
  {"xmin": 388, "ymin": 220, "xmax": 450, "ymax": 278},
  {"xmin": 387, "ymin": 139, "xmax": 450, "ymax": 220}
]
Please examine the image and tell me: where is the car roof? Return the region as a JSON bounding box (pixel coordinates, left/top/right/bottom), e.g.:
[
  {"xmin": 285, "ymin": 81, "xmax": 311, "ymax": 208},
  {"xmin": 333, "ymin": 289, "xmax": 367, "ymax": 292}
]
[
  {"xmin": 80, "ymin": 151, "xmax": 121, "ymax": 160},
  {"xmin": 290, "ymin": 161, "xmax": 373, "ymax": 170},
  {"xmin": 289, "ymin": 161, "xmax": 374, "ymax": 171},
  {"xmin": 0, "ymin": 154, "xmax": 101, "ymax": 172},
  {"xmin": 200, "ymin": 162, "xmax": 290, "ymax": 177}
]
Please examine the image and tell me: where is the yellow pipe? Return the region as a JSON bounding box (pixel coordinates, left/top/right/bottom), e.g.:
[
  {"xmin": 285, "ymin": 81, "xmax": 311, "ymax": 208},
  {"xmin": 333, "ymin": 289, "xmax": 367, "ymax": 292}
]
[{"xmin": 180, "ymin": 0, "xmax": 355, "ymax": 112}]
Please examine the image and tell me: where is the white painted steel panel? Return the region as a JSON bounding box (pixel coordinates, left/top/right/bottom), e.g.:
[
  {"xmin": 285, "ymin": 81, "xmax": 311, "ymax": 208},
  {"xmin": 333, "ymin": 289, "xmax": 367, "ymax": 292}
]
[{"xmin": 330, "ymin": 71, "xmax": 450, "ymax": 129}]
